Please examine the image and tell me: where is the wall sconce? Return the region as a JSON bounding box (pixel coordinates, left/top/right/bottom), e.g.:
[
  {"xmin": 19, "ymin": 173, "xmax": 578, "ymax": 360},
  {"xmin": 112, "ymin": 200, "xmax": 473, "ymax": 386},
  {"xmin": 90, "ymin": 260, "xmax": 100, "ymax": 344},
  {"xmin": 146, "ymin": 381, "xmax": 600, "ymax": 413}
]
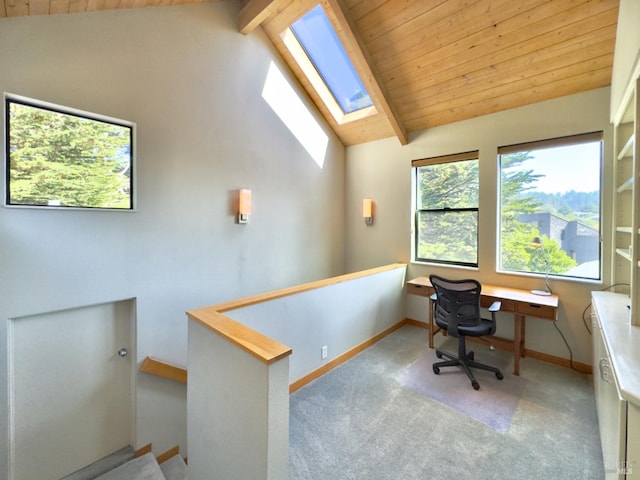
[
  {"xmin": 238, "ymin": 189, "xmax": 252, "ymax": 224},
  {"xmin": 362, "ymin": 198, "xmax": 373, "ymax": 225},
  {"xmin": 530, "ymin": 236, "xmax": 552, "ymax": 296}
]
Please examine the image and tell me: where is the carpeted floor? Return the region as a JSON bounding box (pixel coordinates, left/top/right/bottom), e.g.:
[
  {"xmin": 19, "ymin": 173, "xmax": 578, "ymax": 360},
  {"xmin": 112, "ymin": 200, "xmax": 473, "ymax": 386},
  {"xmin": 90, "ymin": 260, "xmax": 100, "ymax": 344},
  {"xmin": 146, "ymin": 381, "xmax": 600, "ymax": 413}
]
[
  {"xmin": 289, "ymin": 325, "xmax": 604, "ymax": 480},
  {"xmin": 396, "ymin": 345, "xmax": 525, "ymax": 432}
]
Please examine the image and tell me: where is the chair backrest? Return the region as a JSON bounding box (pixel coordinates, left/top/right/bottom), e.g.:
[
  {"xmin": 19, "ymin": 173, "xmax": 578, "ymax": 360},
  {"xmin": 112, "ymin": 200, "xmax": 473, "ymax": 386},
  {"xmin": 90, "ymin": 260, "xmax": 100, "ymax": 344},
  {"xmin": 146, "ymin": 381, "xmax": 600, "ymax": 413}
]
[{"xmin": 430, "ymin": 274, "xmax": 482, "ymax": 335}]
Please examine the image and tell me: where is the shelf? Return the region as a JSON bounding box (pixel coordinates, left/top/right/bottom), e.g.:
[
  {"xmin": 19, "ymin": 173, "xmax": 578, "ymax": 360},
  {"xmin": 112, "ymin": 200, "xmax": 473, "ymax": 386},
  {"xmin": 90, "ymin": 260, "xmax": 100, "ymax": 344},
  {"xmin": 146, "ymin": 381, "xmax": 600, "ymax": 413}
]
[
  {"xmin": 613, "ymin": 75, "xmax": 640, "ymax": 327},
  {"xmin": 618, "ymin": 176, "xmax": 634, "ymax": 192},
  {"xmin": 616, "ymin": 248, "xmax": 632, "ymax": 262},
  {"xmin": 618, "ymin": 133, "xmax": 635, "ymax": 160}
]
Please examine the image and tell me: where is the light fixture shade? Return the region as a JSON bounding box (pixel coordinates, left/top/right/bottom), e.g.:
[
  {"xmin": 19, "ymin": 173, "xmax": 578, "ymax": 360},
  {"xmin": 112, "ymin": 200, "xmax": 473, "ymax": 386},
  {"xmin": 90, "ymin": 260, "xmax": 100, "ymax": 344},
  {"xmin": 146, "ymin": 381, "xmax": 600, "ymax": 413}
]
[
  {"xmin": 363, "ymin": 198, "xmax": 373, "ymax": 225},
  {"xmin": 238, "ymin": 189, "xmax": 252, "ymax": 223}
]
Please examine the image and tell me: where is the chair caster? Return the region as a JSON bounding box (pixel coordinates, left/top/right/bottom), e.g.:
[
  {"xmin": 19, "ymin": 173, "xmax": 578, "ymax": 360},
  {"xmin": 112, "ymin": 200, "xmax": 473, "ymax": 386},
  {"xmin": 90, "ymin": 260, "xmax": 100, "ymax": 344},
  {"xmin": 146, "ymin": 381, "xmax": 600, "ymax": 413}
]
[
  {"xmin": 472, "ymin": 381, "xmax": 480, "ymax": 390},
  {"xmin": 433, "ymin": 366, "xmax": 440, "ymax": 374},
  {"xmin": 436, "ymin": 351, "xmax": 443, "ymax": 359},
  {"xmin": 468, "ymin": 351, "xmax": 474, "ymax": 361},
  {"xmin": 496, "ymin": 372, "xmax": 504, "ymax": 380}
]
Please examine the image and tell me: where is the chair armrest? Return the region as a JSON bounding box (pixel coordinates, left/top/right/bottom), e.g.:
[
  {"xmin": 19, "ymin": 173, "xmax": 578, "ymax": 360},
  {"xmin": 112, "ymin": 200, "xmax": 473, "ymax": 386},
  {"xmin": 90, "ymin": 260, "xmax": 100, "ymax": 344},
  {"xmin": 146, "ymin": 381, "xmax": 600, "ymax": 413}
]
[{"xmin": 488, "ymin": 301, "xmax": 501, "ymax": 312}]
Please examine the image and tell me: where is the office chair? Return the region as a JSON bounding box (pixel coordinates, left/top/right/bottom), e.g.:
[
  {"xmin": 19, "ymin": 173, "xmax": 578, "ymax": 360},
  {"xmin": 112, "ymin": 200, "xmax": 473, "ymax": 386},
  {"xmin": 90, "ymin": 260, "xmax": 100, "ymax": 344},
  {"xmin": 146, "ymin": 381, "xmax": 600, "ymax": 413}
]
[{"xmin": 429, "ymin": 274, "xmax": 504, "ymax": 390}]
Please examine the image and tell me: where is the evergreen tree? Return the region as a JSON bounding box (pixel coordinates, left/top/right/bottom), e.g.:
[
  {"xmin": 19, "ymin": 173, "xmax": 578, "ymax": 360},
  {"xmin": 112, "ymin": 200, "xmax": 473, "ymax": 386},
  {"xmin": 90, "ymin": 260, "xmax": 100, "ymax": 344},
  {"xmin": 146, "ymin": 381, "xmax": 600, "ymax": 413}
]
[
  {"xmin": 499, "ymin": 152, "xmax": 576, "ymax": 273},
  {"xmin": 8, "ymin": 102, "xmax": 131, "ymax": 208},
  {"xmin": 416, "ymin": 160, "xmax": 478, "ymax": 263},
  {"xmin": 416, "ymin": 152, "xmax": 579, "ymax": 274}
]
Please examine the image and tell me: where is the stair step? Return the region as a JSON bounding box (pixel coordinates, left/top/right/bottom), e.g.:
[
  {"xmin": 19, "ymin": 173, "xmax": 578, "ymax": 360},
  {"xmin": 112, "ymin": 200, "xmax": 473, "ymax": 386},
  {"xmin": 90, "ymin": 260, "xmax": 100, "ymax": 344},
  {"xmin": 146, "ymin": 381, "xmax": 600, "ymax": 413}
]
[
  {"xmin": 61, "ymin": 446, "xmax": 135, "ymax": 480},
  {"xmin": 94, "ymin": 452, "xmax": 166, "ymax": 480},
  {"xmin": 160, "ymin": 455, "xmax": 188, "ymax": 480}
]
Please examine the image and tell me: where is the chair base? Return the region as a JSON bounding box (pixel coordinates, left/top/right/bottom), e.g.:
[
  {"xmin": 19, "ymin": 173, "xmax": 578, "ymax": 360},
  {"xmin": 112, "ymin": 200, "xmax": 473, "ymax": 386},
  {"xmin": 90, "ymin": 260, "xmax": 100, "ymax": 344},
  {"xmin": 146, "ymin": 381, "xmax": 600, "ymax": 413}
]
[{"xmin": 433, "ymin": 337, "xmax": 503, "ymax": 390}]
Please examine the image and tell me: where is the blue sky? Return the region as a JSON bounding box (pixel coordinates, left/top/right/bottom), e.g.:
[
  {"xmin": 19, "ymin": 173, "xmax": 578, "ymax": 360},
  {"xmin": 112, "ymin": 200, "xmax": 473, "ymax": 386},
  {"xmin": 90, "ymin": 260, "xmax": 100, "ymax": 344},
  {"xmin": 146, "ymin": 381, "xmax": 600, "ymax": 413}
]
[
  {"xmin": 508, "ymin": 142, "xmax": 601, "ymax": 193},
  {"xmin": 291, "ymin": 5, "xmax": 371, "ymax": 113}
]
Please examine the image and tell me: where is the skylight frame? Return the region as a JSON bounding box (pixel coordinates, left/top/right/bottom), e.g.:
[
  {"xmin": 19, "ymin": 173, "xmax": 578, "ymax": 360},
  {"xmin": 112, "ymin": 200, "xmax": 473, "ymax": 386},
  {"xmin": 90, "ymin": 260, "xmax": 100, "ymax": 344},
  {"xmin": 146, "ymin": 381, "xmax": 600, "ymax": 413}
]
[{"xmin": 282, "ymin": 4, "xmax": 376, "ymax": 125}]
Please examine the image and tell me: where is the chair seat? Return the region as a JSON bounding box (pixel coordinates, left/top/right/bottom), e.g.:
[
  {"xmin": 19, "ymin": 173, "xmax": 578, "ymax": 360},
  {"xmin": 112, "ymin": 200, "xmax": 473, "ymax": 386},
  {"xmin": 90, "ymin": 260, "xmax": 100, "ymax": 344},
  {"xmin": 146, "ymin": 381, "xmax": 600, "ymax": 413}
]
[{"xmin": 435, "ymin": 317, "xmax": 494, "ymax": 337}]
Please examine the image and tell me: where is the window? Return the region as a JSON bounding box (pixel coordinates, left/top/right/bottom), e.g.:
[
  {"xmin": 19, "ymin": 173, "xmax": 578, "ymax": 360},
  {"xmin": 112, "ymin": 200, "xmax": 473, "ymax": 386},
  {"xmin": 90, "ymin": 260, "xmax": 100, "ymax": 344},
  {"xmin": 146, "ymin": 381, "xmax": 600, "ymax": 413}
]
[
  {"xmin": 5, "ymin": 95, "xmax": 134, "ymax": 210},
  {"xmin": 498, "ymin": 132, "xmax": 602, "ymax": 280},
  {"xmin": 413, "ymin": 151, "xmax": 479, "ymax": 267},
  {"xmin": 282, "ymin": 4, "xmax": 376, "ymax": 124}
]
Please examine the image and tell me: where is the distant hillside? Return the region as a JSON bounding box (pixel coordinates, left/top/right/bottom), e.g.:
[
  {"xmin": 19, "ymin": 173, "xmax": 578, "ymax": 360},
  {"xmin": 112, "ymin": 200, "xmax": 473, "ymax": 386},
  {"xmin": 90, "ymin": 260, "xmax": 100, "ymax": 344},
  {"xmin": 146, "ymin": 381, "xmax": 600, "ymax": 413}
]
[{"xmin": 519, "ymin": 190, "xmax": 600, "ymax": 228}]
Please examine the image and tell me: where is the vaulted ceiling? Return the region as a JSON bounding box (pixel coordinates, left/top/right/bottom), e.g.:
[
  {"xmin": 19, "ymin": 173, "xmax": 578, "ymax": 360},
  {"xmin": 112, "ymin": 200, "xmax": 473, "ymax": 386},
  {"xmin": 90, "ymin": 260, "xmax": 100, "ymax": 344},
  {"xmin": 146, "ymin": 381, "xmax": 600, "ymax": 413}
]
[{"xmin": 1, "ymin": 0, "xmax": 620, "ymax": 146}]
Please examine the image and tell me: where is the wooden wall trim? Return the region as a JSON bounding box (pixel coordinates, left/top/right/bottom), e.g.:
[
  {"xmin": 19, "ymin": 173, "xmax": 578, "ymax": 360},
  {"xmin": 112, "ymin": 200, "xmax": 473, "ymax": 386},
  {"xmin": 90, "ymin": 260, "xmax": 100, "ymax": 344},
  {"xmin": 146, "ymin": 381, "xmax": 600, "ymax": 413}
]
[
  {"xmin": 289, "ymin": 319, "xmax": 406, "ymax": 393},
  {"xmin": 140, "ymin": 356, "xmax": 188, "ymax": 384},
  {"xmin": 156, "ymin": 445, "xmax": 180, "ymax": 464}
]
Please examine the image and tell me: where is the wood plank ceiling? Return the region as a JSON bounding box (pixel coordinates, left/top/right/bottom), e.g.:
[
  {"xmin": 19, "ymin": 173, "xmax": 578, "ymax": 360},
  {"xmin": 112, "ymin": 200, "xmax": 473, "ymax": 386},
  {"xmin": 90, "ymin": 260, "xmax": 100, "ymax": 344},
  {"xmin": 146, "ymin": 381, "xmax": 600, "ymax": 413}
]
[{"xmin": 1, "ymin": 0, "xmax": 619, "ymax": 146}]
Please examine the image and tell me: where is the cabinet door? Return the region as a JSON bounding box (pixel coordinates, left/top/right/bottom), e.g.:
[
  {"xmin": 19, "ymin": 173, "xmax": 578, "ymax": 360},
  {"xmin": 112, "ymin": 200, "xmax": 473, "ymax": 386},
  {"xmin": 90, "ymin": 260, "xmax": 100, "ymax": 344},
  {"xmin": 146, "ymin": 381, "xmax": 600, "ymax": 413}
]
[
  {"xmin": 593, "ymin": 320, "xmax": 627, "ymax": 479},
  {"xmin": 627, "ymin": 403, "xmax": 640, "ymax": 477}
]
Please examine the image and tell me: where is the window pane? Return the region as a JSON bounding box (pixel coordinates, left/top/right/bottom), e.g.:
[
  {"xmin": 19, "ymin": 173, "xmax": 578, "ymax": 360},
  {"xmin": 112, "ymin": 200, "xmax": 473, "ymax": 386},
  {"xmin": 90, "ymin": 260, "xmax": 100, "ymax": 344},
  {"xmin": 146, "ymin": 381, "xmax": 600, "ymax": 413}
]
[
  {"xmin": 416, "ymin": 210, "xmax": 478, "ymax": 264},
  {"xmin": 418, "ymin": 161, "xmax": 478, "ymax": 209},
  {"xmin": 414, "ymin": 157, "xmax": 479, "ymax": 266},
  {"xmin": 6, "ymin": 97, "xmax": 133, "ymax": 210},
  {"xmin": 290, "ymin": 5, "xmax": 373, "ymax": 114},
  {"xmin": 499, "ymin": 138, "xmax": 601, "ymax": 280}
]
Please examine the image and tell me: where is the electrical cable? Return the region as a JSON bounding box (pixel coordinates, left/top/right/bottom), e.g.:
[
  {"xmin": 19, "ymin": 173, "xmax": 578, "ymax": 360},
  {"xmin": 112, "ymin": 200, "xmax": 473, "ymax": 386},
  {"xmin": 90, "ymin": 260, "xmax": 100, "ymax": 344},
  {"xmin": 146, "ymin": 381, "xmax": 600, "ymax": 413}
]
[
  {"xmin": 553, "ymin": 319, "xmax": 578, "ymax": 372},
  {"xmin": 560, "ymin": 282, "xmax": 631, "ymax": 372},
  {"xmin": 581, "ymin": 283, "xmax": 630, "ymax": 335}
]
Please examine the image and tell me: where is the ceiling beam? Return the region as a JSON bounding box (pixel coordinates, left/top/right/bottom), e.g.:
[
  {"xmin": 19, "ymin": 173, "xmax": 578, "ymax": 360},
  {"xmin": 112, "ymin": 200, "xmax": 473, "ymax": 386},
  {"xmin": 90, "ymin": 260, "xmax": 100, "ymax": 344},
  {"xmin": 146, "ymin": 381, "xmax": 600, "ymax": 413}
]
[
  {"xmin": 239, "ymin": 0, "xmax": 290, "ymax": 35},
  {"xmin": 325, "ymin": 0, "xmax": 408, "ymax": 145}
]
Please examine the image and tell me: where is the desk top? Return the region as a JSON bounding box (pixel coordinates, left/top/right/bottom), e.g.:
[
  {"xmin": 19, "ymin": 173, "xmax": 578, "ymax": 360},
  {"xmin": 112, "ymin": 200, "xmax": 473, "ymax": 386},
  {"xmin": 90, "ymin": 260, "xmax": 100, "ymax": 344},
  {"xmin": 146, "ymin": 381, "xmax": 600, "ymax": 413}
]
[{"xmin": 406, "ymin": 276, "xmax": 559, "ymax": 308}]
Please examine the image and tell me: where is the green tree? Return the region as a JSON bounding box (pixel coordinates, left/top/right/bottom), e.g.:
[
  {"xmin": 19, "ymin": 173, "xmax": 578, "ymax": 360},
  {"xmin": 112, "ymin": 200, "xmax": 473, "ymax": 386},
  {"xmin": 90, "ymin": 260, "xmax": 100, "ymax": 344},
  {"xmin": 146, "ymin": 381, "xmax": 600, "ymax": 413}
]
[
  {"xmin": 500, "ymin": 152, "xmax": 576, "ymax": 273},
  {"xmin": 8, "ymin": 102, "xmax": 131, "ymax": 208},
  {"xmin": 416, "ymin": 160, "xmax": 478, "ymax": 264}
]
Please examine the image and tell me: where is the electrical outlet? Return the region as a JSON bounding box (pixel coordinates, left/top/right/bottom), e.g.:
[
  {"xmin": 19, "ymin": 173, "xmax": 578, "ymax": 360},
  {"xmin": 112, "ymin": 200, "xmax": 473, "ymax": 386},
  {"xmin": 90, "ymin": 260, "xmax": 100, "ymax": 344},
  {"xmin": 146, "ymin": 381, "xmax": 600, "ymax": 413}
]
[{"xmin": 321, "ymin": 345, "xmax": 328, "ymax": 359}]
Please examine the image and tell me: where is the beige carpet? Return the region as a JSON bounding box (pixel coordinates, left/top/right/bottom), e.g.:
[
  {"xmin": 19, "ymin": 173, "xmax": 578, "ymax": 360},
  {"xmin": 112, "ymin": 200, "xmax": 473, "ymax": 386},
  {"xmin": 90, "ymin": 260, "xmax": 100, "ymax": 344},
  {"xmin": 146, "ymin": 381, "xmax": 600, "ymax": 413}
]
[
  {"xmin": 289, "ymin": 325, "xmax": 603, "ymax": 480},
  {"xmin": 396, "ymin": 343, "xmax": 526, "ymax": 432}
]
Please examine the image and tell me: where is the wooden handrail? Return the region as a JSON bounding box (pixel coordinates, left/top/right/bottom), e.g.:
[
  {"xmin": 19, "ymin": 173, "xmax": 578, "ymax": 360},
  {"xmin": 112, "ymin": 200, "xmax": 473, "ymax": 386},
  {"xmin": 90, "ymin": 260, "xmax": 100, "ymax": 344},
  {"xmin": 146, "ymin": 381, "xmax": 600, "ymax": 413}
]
[
  {"xmin": 206, "ymin": 263, "xmax": 406, "ymax": 313},
  {"xmin": 140, "ymin": 356, "xmax": 187, "ymax": 384},
  {"xmin": 187, "ymin": 309, "xmax": 292, "ymax": 364},
  {"xmin": 185, "ymin": 263, "xmax": 406, "ymax": 365},
  {"xmin": 140, "ymin": 264, "xmax": 412, "ymax": 378}
]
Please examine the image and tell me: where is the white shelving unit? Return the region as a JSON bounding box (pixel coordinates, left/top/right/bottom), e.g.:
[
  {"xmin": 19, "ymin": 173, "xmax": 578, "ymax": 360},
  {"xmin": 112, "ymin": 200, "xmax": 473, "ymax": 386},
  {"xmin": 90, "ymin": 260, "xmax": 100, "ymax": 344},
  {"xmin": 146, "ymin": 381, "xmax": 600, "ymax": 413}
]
[{"xmin": 612, "ymin": 76, "xmax": 640, "ymax": 326}]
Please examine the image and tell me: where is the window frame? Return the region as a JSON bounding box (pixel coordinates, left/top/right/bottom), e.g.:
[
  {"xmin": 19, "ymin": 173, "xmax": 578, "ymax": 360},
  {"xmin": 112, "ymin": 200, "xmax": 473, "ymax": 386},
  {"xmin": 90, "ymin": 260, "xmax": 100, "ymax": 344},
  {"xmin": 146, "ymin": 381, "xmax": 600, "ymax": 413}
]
[
  {"xmin": 412, "ymin": 150, "xmax": 480, "ymax": 268},
  {"xmin": 497, "ymin": 131, "xmax": 603, "ymax": 281},
  {"xmin": 281, "ymin": 4, "xmax": 377, "ymax": 125},
  {"xmin": 4, "ymin": 94, "xmax": 136, "ymax": 211}
]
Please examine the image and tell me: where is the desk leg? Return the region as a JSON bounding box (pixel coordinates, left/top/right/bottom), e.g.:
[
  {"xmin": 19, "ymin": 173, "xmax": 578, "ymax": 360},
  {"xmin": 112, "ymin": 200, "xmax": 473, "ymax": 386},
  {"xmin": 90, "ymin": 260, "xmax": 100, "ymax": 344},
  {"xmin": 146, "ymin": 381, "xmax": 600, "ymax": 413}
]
[
  {"xmin": 513, "ymin": 314, "xmax": 526, "ymax": 375},
  {"xmin": 428, "ymin": 298, "xmax": 435, "ymax": 349},
  {"xmin": 520, "ymin": 316, "xmax": 526, "ymax": 358}
]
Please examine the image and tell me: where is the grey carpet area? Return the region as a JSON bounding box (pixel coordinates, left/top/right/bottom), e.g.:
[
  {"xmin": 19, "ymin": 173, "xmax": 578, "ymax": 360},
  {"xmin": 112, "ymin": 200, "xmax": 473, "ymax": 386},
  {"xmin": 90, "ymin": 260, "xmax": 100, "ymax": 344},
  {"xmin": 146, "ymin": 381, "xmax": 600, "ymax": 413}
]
[
  {"xmin": 289, "ymin": 325, "xmax": 604, "ymax": 480},
  {"xmin": 396, "ymin": 346, "xmax": 525, "ymax": 432}
]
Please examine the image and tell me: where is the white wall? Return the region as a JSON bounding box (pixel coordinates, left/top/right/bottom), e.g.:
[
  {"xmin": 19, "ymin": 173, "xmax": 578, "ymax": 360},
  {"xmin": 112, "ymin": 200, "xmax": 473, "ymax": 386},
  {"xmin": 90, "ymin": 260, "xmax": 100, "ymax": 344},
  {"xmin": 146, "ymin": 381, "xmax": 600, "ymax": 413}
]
[
  {"xmin": 0, "ymin": 1, "xmax": 346, "ymax": 473},
  {"xmin": 610, "ymin": 0, "xmax": 640, "ymax": 119},
  {"xmin": 226, "ymin": 265, "xmax": 407, "ymax": 383},
  {"xmin": 187, "ymin": 319, "xmax": 289, "ymax": 480},
  {"xmin": 344, "ymin": 88, "xmax": 613, "ymax": 366}
]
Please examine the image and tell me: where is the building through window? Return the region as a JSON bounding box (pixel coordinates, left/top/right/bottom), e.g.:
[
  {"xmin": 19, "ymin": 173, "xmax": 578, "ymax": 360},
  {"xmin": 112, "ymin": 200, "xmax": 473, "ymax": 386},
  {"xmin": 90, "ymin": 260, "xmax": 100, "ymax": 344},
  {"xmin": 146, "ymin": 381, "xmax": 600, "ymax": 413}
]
[{"xmin": 498, "ymin": 132, "xmax": 602, "ymax": 280}]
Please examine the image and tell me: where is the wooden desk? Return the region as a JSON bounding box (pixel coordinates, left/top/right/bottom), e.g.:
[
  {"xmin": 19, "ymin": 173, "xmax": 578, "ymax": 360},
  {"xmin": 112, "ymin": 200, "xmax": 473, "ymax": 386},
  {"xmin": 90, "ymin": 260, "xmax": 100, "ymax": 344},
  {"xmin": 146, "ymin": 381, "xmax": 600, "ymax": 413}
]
[{"xmin": 406, "ymin": 276, "xmax": 559, "ymax": 375}]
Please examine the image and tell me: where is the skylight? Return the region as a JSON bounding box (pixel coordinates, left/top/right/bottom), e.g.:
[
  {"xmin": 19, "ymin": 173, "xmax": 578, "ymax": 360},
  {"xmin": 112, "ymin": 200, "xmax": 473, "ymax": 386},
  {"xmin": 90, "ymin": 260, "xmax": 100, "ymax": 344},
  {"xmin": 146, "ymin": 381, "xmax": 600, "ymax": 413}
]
[{"xmin": 288, "ymin": 4, "xmax": 373, "ymax": 116}]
